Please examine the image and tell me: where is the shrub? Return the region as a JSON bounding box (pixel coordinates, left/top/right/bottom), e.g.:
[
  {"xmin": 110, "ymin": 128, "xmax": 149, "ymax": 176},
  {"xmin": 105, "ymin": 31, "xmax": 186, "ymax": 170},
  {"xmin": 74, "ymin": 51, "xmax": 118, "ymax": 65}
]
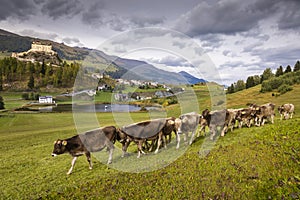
[
  {"xmin": 278, "ymin": 84, "xmax": 293, "ymax": 94},
  {"xmin": 260, "ymin": 81, "xmax": 273, "ymax": 93},
  {"xmin": 0, "ymin": 96, "xmax": 4, "ymax": 109},
  {"xmin": 268, "ymin": 77, "xmax": 283, "ymax": 89},
  {"xmin": 22, "ymin": 93, "xmax": 29, "ymax": 100}
]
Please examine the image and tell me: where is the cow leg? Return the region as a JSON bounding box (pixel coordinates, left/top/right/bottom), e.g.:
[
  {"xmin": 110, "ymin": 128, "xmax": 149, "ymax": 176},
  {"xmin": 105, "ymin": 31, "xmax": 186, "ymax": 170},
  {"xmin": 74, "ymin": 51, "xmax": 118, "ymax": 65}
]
[
  {"xmin": 183, "ymin": 132, "xmax": 189, "ymax": 145},
  {"xmin": 210, "ymin": 126, "xmax": 215, "ymax": 140},
  {"xmin": 290, "ymin": 112, "xmax": 293, "ymax": 119},
  {"xmin": 162, "ymin": 134, "xmax": 167, "ymax": 149},
  {"xmin": 155, "ymin": 132, "xmax": 163, "ymax": 154},
  {"xmin": 137, "ymin": 140, "xmax": 146, "ymax": 158},
  {"xmin": 247, "ymin": 118, "xmax": 252, "ymax": 128},
  {"xmin": 107, "ymin": 147, "xmax": 113, "ymax": 164},
  {"xmin": 261, "ymin": 118, "xmax": 266, "ymax": 126},
  {"xmin": 197, "ymin": 126, "xmax": 203, "ymax": 137},
  {"xmin": 168, "ymin": 134, "xmax": 172, "ymax": 144},
  {"xmin": 238, "ymin": 120, "xmax": 243, "ymax": 128},
  {"xmin": 148, "ymin": 139, "xmax": 157, "ymax": 152},
  {"xmin": 280, "ymin": 114, "xmax": 283, "ymax": 120},
  {"xmin": 176, "ymin": 133, "xmax": 180, "ymax": 149},
  {"xmin": 221, "ymin": 126, "xmax": 227, "ymax": 137},
  {"xmin": 85, "ymin": 152, "xmax": 93, "ymax": 170},
  {"xmin": 121, "ymin": 141, "xmax": 130, "ymax": 157},
  {"xmin": 107, "ymin": 142, "xmax": 115, "ymax": 164},
  {"xmin": 67, "ymin": 157, "xmax": 78, "ymax": 175},
  {"xmin": 189, "ymin": 129, "xmax": 197, "ymax": 145}
]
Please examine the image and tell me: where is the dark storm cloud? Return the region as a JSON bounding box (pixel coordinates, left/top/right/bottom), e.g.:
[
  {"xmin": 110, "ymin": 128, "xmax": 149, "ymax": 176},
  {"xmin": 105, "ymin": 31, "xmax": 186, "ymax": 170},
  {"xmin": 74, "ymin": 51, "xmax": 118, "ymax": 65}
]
[
  {"xmin": 276, "ymin": 0, "xmax": 300, "ymax": 30},
  {"xmin": 130, "ymin": 16, "xmax": 164, "ymax": 27},
  {"xmin": 81, "ymin": 1, "xmax": 104, "ymax": 25},
  {"xmin": 175, "ymin": 0, "xmax": 300, "ymax": 36},
  {"xmin": 252, "ymin": 47, "xmax": 300, "ymax": 67},
  {"xmin": 175, "ymin": 1, "xmax": 265, "ymax": 36},
  {"xmin": 41, "ymin": 0, "xmax": 83, "ymax": 19},
  {"xmin": 82, "ymin": 2, "xmax": 165, "ymax": 32},
  {"xmin": 0, "ymin": 0, "xmax": 36, "ymax": 20}
]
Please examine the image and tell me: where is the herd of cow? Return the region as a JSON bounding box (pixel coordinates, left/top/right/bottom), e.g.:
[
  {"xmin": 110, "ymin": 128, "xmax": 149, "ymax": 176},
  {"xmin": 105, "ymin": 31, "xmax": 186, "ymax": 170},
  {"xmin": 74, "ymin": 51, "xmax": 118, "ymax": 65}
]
[{"xmin": 51, "ymin": 103, "xmax": 295, "ymax": 174}]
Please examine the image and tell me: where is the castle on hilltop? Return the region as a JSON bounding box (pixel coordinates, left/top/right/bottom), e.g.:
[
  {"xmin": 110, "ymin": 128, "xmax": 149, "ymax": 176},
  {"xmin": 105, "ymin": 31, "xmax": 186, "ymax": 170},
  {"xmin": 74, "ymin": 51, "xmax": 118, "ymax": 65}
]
[
  {"xmin": 12, "ymin": 41, "xmax": 58, "ymax": 63},
  {"xmin": 30, "ymin": 41, "xmax": 56, "ymax": 54}
]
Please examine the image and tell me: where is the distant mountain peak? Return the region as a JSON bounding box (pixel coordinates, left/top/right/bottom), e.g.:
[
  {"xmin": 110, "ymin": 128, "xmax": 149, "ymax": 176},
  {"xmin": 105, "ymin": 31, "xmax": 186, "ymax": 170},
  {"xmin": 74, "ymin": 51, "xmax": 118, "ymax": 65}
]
[{"xmin": 178, "ymin": 71, "xmax": 207, "ymax": 84}]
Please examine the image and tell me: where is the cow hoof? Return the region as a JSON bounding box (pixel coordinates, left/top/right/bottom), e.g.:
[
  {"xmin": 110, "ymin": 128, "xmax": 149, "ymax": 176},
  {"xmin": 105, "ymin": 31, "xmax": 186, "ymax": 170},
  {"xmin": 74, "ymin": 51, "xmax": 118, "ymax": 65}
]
[{"xmin": 107, "ymin": 161, "xmax": 112, "ymax": 165}]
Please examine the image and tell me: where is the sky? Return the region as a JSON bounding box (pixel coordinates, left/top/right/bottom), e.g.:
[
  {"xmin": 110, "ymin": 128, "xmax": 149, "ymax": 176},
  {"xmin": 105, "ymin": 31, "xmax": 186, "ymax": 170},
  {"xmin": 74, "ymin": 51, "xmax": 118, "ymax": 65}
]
[{"xmin": 0, "ymin": 0, "xmax": 300, "ymax": 85}]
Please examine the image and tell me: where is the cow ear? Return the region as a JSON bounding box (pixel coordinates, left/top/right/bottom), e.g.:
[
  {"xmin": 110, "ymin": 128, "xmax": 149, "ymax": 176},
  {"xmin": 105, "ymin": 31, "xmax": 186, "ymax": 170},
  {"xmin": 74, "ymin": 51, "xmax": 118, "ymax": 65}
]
[
  {"xmin": 256, "ymin": 107, "xmax": 260, "ymax": 110},
  {"xmin": 54, "ymin": 140, "xmax": 57, "ymax": 144},
  {"xmin": 62, "ymin": 140, "xmax": 67, "ymax": 146}
]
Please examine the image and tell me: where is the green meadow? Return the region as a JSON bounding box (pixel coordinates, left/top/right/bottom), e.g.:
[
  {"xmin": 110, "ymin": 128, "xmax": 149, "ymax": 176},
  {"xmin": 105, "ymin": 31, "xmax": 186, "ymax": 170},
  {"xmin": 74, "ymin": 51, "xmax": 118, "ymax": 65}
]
[{"xmin": 0, "ymin": 84, "xmax": 300, "ymax": 199}]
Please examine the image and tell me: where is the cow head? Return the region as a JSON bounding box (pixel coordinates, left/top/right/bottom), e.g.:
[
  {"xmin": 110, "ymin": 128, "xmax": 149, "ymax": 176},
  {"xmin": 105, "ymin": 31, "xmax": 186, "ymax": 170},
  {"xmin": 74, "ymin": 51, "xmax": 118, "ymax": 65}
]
[
  {"xmin": 278, "ymin": 105, "xmax": 284, "ymax": 114},
  {"xmin": 115, "ymin": 128, "xmax": 127, "ymax": 143},
  {"xmin": 52, "ymin": 140, "xmax": 68, "ymax": 156},
  {"xmin": 174, "ymin": 118, "xmax": 182, "ymax": 134},
  {"xmin": 201, "ymin": 109, "xmax": 210, "ymax": 119}
]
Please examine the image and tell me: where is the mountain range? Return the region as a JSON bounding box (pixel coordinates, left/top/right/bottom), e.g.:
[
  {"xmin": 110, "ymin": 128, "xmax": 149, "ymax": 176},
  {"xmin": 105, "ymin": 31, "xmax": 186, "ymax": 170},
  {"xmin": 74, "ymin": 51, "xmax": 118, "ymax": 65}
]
[{"xmin": 0, "ymin": 29, "xmax": 206, "ymax": 84}]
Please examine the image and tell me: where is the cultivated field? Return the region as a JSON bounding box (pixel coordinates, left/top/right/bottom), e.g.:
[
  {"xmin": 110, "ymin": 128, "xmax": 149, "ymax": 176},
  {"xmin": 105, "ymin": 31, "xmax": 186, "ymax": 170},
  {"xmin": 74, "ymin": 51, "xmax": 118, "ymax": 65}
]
[{"xmin": 0, "ymin": 85, "xmax": 300, "ymax": 199}]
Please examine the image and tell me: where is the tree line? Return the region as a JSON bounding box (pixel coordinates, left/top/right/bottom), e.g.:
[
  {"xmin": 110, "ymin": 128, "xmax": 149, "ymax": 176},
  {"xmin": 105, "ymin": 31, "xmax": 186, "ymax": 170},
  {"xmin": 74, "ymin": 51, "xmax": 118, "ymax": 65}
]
[
  {"xmin": 227, "ymin": 60, "xmax": 300, "ymax": 94},
  {"xmin": 0, "ymin": 57, "xmax": 80, "ymax": 91}
]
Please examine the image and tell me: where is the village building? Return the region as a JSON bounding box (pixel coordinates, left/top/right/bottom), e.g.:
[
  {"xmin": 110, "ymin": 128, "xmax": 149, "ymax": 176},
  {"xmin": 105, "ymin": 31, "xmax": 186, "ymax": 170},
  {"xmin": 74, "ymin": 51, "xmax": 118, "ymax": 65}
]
[{"xmin": 39, "ymin": 96, "xmax": 54, "ymax": 104}]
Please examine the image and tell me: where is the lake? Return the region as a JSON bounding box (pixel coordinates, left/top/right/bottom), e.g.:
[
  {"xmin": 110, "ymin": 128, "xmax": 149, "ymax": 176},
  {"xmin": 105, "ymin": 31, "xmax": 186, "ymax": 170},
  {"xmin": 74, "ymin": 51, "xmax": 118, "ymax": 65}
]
[{"xmin": 34, "ymin": 104, "xmax": 160, "ymax": 112}]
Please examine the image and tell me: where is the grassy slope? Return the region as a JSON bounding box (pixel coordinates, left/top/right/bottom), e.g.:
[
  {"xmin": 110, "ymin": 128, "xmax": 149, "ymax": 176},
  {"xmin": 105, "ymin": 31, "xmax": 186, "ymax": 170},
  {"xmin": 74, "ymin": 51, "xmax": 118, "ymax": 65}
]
[{"xmin": 0, "ymin": 84, "xmax": 299, "ymax": 199}]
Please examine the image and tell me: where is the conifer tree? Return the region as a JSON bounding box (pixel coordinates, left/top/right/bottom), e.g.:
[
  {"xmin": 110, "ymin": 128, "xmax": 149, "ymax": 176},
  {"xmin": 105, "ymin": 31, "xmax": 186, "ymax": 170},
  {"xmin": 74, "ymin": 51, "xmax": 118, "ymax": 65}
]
[
  {"xmin": 275, "ymin": 66, "xmax": 283, "ymax": 77},
  {"xmin": 28, "ymin": 73, "xmax": 34, "ymax": 89},
  {"xmin": 294, "ymin": 61, "xmax": 300, "ymax": 72},
  {"xmin": 284, "ymin": 65, "xmax": 292, "ymax": 73}
]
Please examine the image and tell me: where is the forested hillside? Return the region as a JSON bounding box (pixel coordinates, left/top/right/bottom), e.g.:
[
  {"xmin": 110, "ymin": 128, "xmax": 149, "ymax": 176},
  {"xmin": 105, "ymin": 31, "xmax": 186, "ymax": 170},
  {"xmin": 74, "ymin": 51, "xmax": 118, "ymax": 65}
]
[
  {"xmin": 0, "ymin": 57, "xmax": 79, "ymax": 91},
  {"xmin": 227, "ymin": 60, "xmax": 300, "ymax": 94}
]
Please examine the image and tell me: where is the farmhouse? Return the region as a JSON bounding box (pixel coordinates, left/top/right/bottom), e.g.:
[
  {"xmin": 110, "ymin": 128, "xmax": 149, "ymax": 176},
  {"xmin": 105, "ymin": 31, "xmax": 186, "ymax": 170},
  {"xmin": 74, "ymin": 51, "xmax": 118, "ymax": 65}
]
[{"xmin": 39, "ymin": 96, "xmax": 53, "ymax": 104}]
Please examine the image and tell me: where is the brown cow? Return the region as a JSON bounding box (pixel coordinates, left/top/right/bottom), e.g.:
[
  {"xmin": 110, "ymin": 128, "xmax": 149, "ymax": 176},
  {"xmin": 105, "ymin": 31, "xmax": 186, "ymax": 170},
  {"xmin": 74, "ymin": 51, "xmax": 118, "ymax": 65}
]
[
  {"xmin": 201, "ymin": 109, "xmax": 234, "ymax": 140},
  {"xmin": 250, "ymin": 103, "xmax": 275, "ymax": 126},
  {"xmin": 52, "ymin": 126, "xmax": 117, "ymax": 175},
  {"xmin": 116, "ymin": 118, "xmax": 175, "ymax": 158},
  {"xmin": 278, "ymin": 103, "xmax": 295, "ymax": 120},
  {"xmin": 174, "ymin": 112, "xmax": 201, "ymax": 148},
  {"xmin": 235, "ymin": 108, "xmax": 256, "ymax": 128}
]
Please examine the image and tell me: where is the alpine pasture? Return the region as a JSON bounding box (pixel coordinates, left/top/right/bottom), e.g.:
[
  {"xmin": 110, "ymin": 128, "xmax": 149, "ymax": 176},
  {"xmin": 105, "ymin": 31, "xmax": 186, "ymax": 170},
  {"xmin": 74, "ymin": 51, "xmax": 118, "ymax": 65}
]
[{"xmin": 0, "ymin": 84, "xmax": 300, "ymax": 199}]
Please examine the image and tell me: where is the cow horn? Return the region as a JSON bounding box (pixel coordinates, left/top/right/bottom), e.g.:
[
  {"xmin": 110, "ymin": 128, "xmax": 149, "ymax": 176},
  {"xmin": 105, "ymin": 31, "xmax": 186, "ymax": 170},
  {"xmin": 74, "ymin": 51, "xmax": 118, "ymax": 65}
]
[{"xmin": 62, "ymin": 140, "xmax": 67, "ymax": 146}]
